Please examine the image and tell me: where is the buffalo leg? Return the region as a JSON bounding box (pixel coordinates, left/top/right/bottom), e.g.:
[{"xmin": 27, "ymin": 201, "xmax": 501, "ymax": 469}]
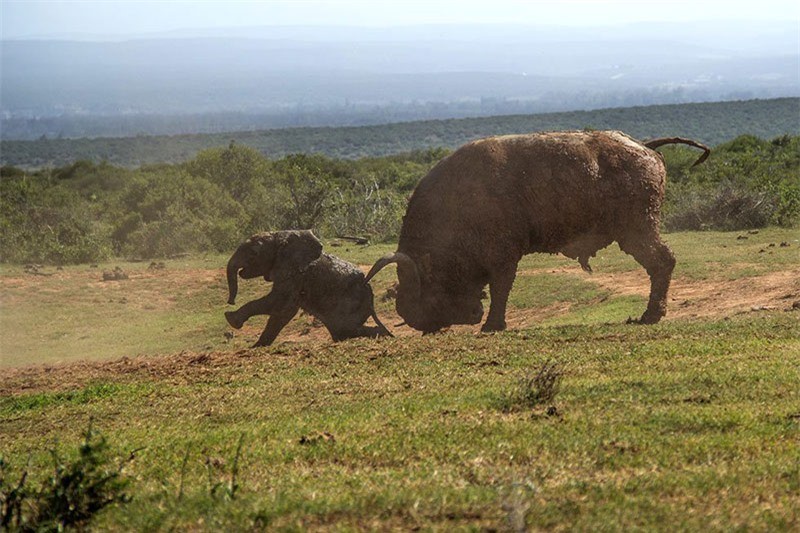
[
  {"xmin": 252, "ymin": 305, "xmax": 300, "ymax": 347},
  {"xmin": 482, "ymin": 266, "xmax": 517, "ymax": 332},
  {"xmin": 618, "ymin": 234, "xmax": 676, "ymax": 324}
]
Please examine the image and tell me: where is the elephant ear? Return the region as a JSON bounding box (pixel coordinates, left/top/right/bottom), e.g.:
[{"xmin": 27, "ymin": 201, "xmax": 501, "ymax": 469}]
[
  {"xmin": 250, "ymin": 234, "xmax": 278, "ymax": 280},
  {"xmin": 271, "ymin": 230, "xmax": 323, "ymax": 282}
]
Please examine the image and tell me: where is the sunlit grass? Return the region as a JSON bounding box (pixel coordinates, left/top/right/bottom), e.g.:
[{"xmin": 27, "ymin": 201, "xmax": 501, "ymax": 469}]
[
  {"xmin": 1, "ymin": 314, "xmax": 798, "ymax": 530},
  {"xmin": 2, "ymin": 229, "xmax": 797, "ymax": 367}
]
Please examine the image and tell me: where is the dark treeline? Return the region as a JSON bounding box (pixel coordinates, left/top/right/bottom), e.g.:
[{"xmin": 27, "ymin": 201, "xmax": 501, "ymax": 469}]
[
  {"xmin": 1, "ymin": 135, "xmax": 798, "ymax": 265},
  {"xmin": 3, "ymin": 88, "xmax": 790, "ymax": 142},
  {"xmin": 2, "ymin": 98, "xmax": 798, "ymax": 169}
]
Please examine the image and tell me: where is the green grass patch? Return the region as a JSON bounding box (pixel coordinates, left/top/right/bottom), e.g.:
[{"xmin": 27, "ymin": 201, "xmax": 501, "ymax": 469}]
[
  {"xmin": 1, "ymin": 229, "xmax": 799, "ymax": 529},
  {"xmin": 509, "ymin": 272, "xmax": 608, "ymax": 309},
  {"xmin": 0, "ymin": 382, "xmax": 153, "ymax": 416},
  {"xmin": 2, "ymin": 313, "xmax": 799, "ymax": 530}
]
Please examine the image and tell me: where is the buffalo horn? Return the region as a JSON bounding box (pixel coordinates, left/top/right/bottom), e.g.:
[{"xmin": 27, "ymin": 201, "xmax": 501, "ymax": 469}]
[{"xmin": 365, "ymin": 252, "xmax": 421, "ymax": 296}]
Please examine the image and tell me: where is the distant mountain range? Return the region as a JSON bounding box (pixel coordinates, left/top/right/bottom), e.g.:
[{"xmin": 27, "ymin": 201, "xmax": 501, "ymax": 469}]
[{"xmin": 1, "ymin": 22, "xmax": 797, "ymax": 140}]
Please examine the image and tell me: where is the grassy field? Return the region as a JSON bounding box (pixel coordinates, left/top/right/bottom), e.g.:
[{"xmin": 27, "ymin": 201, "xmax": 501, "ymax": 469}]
[{"xmin": 1, "ymin": 229, "xmax": 799, "ymax": 530}]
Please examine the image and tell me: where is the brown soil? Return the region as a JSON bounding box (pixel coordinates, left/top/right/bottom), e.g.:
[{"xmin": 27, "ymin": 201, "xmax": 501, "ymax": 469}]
[
  {"xmin": 362, "ymin": 263, "xmax": 800, "ymax": 335},
  {"xmin": 267, "ymin": 263, "xmax": 800, "ymax": 343},
  {"xmin": 0, "ymin": 348, "xmax": 274, "ymax": 396},
  {"xmin": 592, "ymin": 268, "xmax": 800, "ymax": 319},
  {"xmin": 2, "ymin": 263, "xmax": 797, "ymax": 394},
  {"xmin": 515, "ymin": 265, "xmax": 800, "ymax": 322}
]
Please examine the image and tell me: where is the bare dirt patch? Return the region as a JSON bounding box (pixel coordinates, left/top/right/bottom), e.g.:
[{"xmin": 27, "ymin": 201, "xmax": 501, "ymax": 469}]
[
  {"xmin": 3, "ymin": 261, "xmax": 797, "ymax": 388},
  {"xmin": 359, "ymin": 262, "xmax": 800, "ymax": 335},
  {"xmin": 356, "ymin": 262, "xmax": 800, "ymax": 337},
  {"xmin": 1, "ymin": 265, "xmax": 223, "ymax": 311},
  {"xmin": 602, "ymin": 268, "xmax": 800, "ymax": 319},
  {"xmin": 0, "ymin": 349, "xmax": 260, "ymax": 396},
  {"xmin": 82, "ymin": 267, "xmax": 223, "ymax": 311},
  {"xmin": 516, "ymin": 265, "xmax": 800, "ymax": 322}
]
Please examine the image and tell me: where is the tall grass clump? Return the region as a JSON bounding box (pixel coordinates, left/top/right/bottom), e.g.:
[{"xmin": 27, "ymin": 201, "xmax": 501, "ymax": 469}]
[
  {"xmin": 499, "ymin": 359, "xmax": 565, "ymax": 413},
  {"xmin": 0, "ymin": 423, "xmax": 134, "ymax": 531}
]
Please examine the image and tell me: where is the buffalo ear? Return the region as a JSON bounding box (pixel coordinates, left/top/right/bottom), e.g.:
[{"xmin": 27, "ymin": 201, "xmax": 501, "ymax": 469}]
[{"xmin": 272, "ymin": 230, "xmax": 323, "ymax": 282}]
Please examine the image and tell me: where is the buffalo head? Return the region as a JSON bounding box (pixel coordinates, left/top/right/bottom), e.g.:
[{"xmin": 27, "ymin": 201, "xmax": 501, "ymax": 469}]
[{"xmin": 366, "ymin": 252, "xmax": 484, "ymax": 333}]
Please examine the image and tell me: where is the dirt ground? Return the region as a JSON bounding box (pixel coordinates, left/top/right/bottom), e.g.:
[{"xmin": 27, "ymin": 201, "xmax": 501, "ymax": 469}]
[
  {"xmin": 512, "ymin": 265, "xmax": 800, "ymax": 324},
  {"xmin": 360, "ymin": 263, "xmax": 800, "ymax": 337},
  {"xmin": 2, "ymin": 261, "xmax": 798, "ymax": 394}
]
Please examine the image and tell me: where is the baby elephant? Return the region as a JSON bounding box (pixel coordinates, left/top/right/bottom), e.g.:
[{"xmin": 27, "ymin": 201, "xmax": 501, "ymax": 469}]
[{"xmin": 225, "ymin": 230, "xmax": 391, "ymax": 347}]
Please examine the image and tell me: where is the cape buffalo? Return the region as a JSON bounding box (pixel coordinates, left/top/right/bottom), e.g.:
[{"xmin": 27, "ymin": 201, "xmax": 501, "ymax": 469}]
[{"xmin": 366, "ymin": 130, "xmax": 709, "ymax": 333}]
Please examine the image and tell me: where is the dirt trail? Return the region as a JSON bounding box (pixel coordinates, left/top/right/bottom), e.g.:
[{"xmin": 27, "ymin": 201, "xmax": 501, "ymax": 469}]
[
  {"xmin": 287, "ymin": 263, "xmax": 800, "ymax": 340},
  {"xmin": 2, "ymin": 262, "xmax": 797, "ymax": 392},
  {"xmin": 515, "ymin": 265, "xmax": 800, "ymax": 321}
]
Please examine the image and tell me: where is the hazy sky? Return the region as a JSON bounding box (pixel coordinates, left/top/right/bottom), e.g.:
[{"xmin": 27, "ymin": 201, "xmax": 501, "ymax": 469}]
[{"xmin": 2, "ymin": 0, "xmax": 798, "ymax": 39}]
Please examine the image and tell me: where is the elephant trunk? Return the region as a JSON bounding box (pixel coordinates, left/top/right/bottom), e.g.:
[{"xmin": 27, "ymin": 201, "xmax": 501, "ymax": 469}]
[{"xmin": 226, "ymin": 255, "xmax": 241, "ymax": 305}]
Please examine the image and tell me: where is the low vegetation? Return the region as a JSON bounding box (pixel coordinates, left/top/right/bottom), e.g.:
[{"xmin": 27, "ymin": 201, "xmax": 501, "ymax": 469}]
[
  {"xmin": 1, "ymin": 135, "xmax": 798, "ymax": 266},
  {"xmin": 1, "ymin": 226, "xmax": 799, "ymax": 530},
  {"xmin": 497, "ymin": 359, "xmax": 566, "ymax": 413},
  {"xmin": 662, "ymin": 134, "xmax": 800, "ymax": 230},
  {"xmin": 1, "ymin": 423, "xmax": 134, "ymax": 531}
]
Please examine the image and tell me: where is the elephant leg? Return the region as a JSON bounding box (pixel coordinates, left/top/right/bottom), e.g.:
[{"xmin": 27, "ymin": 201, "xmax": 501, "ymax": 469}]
[
  {"xmin": 482, "ymin": 266, "xmax": 517, "ymax": 332},
  {"xmin": 253, "ymin": 305, "xmax": 300, "ymax": 347},
  {"xmin": 225, "ymin": 290, "xmax": 293, "ymax": 329},
  {"xmin": 618, "ymin": 233, "xmax": 675, "ymax": 324}
]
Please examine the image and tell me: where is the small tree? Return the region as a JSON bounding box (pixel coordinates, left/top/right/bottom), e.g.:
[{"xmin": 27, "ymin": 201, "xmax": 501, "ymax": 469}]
[{"xmin": 274, "ymin": 154, "xmax": 336, "ymax": 230}]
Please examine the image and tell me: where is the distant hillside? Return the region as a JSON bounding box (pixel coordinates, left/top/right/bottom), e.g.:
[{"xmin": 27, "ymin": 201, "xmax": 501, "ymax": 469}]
[
  {"xmin": 2, "ymin": 98, "xmax": 798, "ymax": 168},
  {"xmin": 3, "ymin": 22, "xmax": 796, "ymax": 128}
]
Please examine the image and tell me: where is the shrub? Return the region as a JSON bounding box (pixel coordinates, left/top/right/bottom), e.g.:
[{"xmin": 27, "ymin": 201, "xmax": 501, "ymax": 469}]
[
  {"xmin": 0, "ymin": 424, "xmax": 134, "ymax": 531},
  {"xmin": 664, "ymin": 182, "xmax": 776, "ymax": 231},
  {"xmin": 111, "ymin": 169, "xmax": 245, "ymax": 258},
  {"xmin": 0, "ymin": 177, "xmax": 112, "ymax": 264},
  {"xmin": 1, "ymin": 135, "xmax": 794, "ymax": 265},
  {"xmin": 662, "ymin": 134, "xmax": 800, "ymax": 231},
  {"xmin": 499, "ymin": 360, "xmax": 565, "ymax": 412},
  {"xmin": 326, "ymin": 175, "xmax": 407, "ymax": 241}
]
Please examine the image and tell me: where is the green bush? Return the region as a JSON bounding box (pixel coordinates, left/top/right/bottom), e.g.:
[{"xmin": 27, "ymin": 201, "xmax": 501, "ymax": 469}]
[
  {"xmin": 662, "ymin": 134, "xmax": 800, "ymax": 231},
  {"xmin": 1, "ymin": 424, "xmax": 133, "ymax": 531},
  {"xmin": 1, "ymin": 135, "xmax": 794, "ymax": 264},
  {"xmin": 664, "ymin": 182, "xmax": 776, "ymax": 231},
  {"xmin": 326, "ymin": 177, "xmax": 406, "ymax": 241},
  {"xmin": 112, "ymin": 169, "xmax": 245, "ymax": 258},
  {"xmin": 0, "ymin": 176, "xmax": 112, "ymax": 264}
]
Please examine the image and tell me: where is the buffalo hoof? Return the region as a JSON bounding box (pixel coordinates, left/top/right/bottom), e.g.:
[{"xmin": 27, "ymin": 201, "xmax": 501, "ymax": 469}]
[
  {"xmin": 481, "ymin": 321, "xmax": 506, "ymax": 333},
  {"xmin": 224, "ymin": 311, "xmax": 244, "ymax": 330},
  {"xmin": 627, "ymin": 312, "xmax": 663, "ymax": 325},
  {"xmin": 251, "ymin": 339, "xmax": 273, "ymax": 348}
]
